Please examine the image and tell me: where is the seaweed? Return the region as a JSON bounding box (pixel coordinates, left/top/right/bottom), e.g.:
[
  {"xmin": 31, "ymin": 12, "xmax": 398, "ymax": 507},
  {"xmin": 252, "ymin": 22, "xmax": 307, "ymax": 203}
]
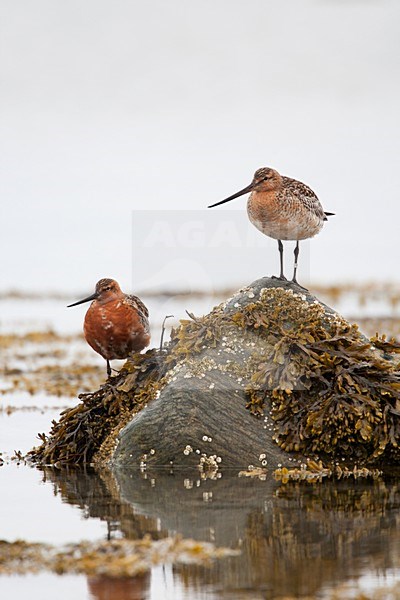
[
  {"xmin": 29, "ymin": 349, "xmax": 167, "ymax": 465},
  {"xmin": 29, "ymin": 283, "xmax": 400, "ymax": 468},
  {"xmin": 242, "ymin": 289, "xmax": 400, "ymax": 464},
  {"xmin": 0, "ymin": 537, "xmax": 238, "ymax": 577}
]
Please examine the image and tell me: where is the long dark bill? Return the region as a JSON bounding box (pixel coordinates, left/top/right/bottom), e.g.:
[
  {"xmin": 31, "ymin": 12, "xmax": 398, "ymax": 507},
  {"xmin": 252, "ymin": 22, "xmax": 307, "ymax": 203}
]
[
  {"xmin": 207, "ymin": 183, "xmax": 254, "ymax": 208},
  {"xmin": 67, "ymin": 292, "xmax": 98, "ymax": 307}
]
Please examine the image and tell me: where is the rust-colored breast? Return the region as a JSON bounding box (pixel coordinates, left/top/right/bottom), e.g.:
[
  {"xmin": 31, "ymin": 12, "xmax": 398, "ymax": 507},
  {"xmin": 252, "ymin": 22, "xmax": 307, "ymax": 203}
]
[{"xmin": 83, "ymin": 298, "xmax": 150, "ymax": 361}]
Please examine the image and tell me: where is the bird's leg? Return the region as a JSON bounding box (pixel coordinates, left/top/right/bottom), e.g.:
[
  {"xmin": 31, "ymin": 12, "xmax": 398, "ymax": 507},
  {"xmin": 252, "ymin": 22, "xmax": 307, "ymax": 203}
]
[
  {"xmin": 292, "ymin": 241, "xmax": 300, "ymax": 283},
  {"xmin": 103, "ymin": 359, "xmax": 121, "ymax": 395},
  {"xmin": 278, "ymin": 239, "xmax": 287, "ymax": 280},
  {"xmin": 291, "ymin": 241, "xmax": 307, "ymax": 289},
  {"xmin": 159, "ymin": 315, "xmax": 174, "ymax": 351}
]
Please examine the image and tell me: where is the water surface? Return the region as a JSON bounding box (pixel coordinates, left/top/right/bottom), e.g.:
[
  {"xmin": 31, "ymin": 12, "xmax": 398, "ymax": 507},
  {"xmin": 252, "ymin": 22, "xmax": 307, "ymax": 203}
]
[
  {"xmin": 1, "ymin": 462, "xmax": 399, "ymax": 599},
  {"xmin": 1, "ymin": 293, "xmax": 400, "ymax": 598}
]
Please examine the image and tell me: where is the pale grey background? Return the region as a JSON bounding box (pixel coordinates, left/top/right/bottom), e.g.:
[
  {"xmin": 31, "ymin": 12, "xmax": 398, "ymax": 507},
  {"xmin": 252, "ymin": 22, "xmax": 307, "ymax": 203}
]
[{"xmin": 1, "ymin": 0, "xmax": 399, "ymax": 293}]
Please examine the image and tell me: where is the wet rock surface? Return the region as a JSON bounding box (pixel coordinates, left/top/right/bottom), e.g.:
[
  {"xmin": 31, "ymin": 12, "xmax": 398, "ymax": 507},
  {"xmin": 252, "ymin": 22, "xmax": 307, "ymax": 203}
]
[
  {"xmin": 32, "ymin": 277, "xmax": 400, "ymax": 471},
  {"xmin": 113, "ymin": 279, "xmax": 302, "ymax": 468},
  {"xmin": 112, "ymin": 277, "xmax": 400, "ymax": 470},
  {"xmin": 114, "ymin": 367, "xmax": 287, "ymax": 469}
]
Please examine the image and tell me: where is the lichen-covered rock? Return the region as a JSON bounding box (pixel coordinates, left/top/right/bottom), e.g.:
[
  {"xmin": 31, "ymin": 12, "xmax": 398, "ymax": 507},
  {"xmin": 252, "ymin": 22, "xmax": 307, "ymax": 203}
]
[{"xmin": 31, "ymin": 277, "xmax": 400, "ymax": 471}]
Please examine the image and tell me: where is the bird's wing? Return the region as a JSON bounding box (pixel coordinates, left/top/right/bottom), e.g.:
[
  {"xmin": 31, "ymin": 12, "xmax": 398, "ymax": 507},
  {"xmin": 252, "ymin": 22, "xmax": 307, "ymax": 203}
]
[
  {"xmin": 125, "ymin": 294, "xmax": 150, "ymax": 331},
  {"xmin": 126, "ymin": 294, "xmax": 149, "ymax": 317},
  {"xmin": 282, "ymin": 176, "xmax": 326, "ymax": 221}
]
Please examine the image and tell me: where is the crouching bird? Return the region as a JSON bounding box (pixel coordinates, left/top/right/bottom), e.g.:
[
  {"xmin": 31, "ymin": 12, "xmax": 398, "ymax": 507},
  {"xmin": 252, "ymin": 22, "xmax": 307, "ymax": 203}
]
[{"xmin": 68, "ymin": 278, "xmax": 150, "ymax": 377}]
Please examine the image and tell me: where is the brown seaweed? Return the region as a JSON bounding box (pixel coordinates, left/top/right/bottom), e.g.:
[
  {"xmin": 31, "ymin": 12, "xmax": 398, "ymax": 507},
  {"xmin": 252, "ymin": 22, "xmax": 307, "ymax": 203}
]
[
  {"xmin": 30, "ymin": 349, "xmax": 167, "ymax": 465},
  {"xmin": 29, "ymin": 285, "xmax": 400, "ymax": 469}
]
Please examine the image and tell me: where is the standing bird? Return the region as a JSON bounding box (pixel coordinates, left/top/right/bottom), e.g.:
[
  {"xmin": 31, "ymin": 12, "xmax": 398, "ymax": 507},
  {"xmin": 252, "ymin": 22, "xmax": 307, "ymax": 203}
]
[
  {"xmin": 208, "ymin": 167, "xmax": 334, "ymax": 284},
  {"xmin": 68, "ymin": 278, "xmax": 150, "ymax": 378}
]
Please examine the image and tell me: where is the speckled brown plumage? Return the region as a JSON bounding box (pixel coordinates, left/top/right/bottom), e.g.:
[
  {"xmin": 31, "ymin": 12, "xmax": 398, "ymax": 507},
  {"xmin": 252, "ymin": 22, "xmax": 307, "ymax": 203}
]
[
  {"xmin": 208, "ymin": 167, "xmax": 334, "ymax": 284},
  {"xmin": 68, "ymin": 279, "xmax": 150, "ymax": 377}
]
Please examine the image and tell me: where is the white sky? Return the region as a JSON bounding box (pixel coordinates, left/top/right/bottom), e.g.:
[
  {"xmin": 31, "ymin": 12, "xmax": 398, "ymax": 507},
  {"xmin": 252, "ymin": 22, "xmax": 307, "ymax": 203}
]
[{"xmin": 1, "ymin": 0, "xmax": 399, "ymax": 293}]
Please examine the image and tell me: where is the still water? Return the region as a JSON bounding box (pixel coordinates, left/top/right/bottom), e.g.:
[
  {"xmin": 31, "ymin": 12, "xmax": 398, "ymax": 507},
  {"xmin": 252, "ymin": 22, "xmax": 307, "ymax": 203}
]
[
  {"xmin": 1, "ymin": 460, "xmax": 400, "ymax": 599},
  {"xmin": 1, "ymin": 294, "xmax": 400, "ymax": 598}
]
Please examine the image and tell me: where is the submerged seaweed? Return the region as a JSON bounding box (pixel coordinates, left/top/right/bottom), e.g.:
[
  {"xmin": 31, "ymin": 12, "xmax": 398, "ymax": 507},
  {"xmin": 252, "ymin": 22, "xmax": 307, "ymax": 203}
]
[{"xmin": 0, "ymin": 536, "xmax": 237, "ymax": 577}]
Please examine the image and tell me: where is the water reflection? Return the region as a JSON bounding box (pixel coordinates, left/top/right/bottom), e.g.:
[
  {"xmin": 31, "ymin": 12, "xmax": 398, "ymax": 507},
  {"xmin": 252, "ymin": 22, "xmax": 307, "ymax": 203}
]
[
  {"xmin": 41, "ymin": 466, "xmax": 400, "ymax": 599},
  {"xmin": 87, "ymin": 574, "xmax": 150, "ymax": 600}
]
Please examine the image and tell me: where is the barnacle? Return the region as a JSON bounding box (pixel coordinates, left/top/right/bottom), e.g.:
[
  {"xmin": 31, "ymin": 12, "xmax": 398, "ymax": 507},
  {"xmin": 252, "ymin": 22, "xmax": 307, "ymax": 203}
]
[
  {"xmin": 241, "ymin": 289, "xmax": 400, "ymax": 464},
  {"xmin": 29, "ymin": 283, "xmax": 400, "ymax": 468}
]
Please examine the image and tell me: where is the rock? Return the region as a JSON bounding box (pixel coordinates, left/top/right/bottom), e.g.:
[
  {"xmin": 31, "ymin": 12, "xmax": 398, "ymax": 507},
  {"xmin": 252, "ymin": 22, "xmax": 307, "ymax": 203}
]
[
  {"xmin": 31, "ymin": 277, "xmax": 400, "ymax": 471},
  {"xmin": 111, "ymin": 278, "xmax": 400, "ymax": 470}
]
